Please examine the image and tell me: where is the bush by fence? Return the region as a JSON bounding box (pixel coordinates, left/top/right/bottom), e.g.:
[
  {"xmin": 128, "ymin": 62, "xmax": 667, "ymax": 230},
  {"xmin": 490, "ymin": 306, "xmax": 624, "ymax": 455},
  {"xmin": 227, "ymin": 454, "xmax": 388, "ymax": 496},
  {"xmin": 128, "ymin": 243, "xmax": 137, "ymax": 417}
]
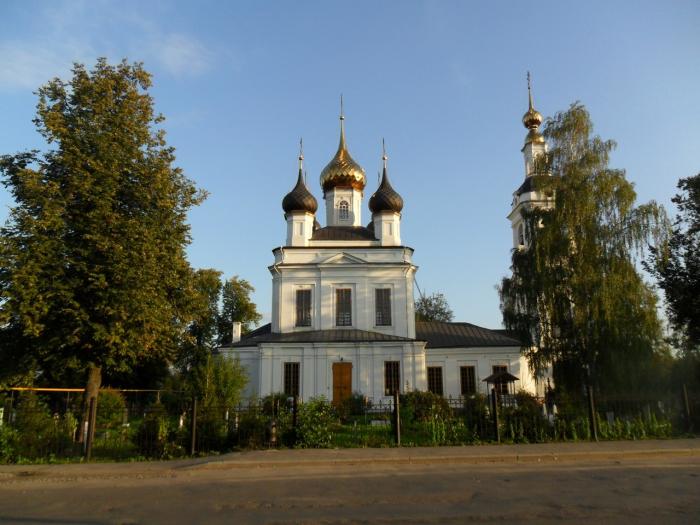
[{"xmin": 0, "ymin": 385, "xmax": 696, "ymax": 463}]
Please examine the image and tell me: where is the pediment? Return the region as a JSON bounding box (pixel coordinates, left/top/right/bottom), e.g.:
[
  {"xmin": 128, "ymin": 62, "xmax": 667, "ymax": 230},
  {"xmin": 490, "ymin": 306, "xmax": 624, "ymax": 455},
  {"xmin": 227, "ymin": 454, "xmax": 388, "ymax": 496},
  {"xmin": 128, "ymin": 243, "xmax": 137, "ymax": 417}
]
[{"xmin": 318, "ymin": 252, "xmax": 367, "ymax": 265}]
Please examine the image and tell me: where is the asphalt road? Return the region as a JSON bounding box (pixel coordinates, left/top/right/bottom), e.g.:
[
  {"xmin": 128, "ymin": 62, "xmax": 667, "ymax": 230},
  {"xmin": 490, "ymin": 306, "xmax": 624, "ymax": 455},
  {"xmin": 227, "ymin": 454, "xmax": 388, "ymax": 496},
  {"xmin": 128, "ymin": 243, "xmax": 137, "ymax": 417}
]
[{"xmin": 1, "ymin": 455, "xmax": 699, "ymax": 524}]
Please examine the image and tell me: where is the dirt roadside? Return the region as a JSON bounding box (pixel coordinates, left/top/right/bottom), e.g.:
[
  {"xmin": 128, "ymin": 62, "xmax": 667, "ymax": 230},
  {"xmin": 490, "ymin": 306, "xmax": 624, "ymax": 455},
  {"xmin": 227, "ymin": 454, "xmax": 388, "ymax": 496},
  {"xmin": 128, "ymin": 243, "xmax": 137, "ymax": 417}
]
[{"xmin": 1, "ymin": 438, "xmax": 698, "ymax": 485}]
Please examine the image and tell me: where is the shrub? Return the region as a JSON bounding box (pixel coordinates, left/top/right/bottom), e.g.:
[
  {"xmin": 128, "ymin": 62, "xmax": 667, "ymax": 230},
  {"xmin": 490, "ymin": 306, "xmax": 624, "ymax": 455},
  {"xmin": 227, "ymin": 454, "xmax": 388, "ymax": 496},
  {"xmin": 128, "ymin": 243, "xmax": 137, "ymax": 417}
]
[
  {"xmin": 96, "ymin": 389, "xmax": 127, "ymax": 431},
  {"xmin": 501, "ymin": 391, "xmax": 549, "ymax": 443},
  {"xmin": 236, "ymin": 410, "xmax": 268, "ymax": 449},
  {"xmin": 135, "ymin": 403, "xmax": 173, "ymax": 458},
  {"xmin": 463, "ymin": 394, "xmax": 489, "ymax": 423},
  {"xmin": 12, "ymin": 393, "xmax": 55, "ymax": 458},
  {"xmin": 196, "ymin": 406, "xmax": 231, "ymax": 453},
  {"xmin": 336, "ymin": 392, "xmax": 371, "ymax": 422},
  {"xmin": 400, "ymin": 391, "xmax": 451, "ymax": 424},
  {"xmin": 296, "ymin": 396, "xmax": 337, "ymax": 448},
  {"xmin": 262, "ymin": 393, "xmax": 293, "ymax": 416},
  {"xmin": 0, "ymin": 426, "xmax": 20, "ymax": 463}
]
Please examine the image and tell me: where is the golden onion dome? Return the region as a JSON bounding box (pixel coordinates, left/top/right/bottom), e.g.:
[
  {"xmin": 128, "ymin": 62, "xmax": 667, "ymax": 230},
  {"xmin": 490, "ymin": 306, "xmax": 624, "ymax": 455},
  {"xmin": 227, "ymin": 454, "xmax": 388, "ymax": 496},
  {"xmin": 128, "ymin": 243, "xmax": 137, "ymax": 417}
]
[
  {"xmin": 319, "ymin": 114, "xmax": 366, "ymax": 194},
  {"xmin": 522, "ymin": 72, "xmax": 544, "ymax": 144},
  {"xmin": 522, "ymin": 107, "xmax": 543, "ymax": 130}
]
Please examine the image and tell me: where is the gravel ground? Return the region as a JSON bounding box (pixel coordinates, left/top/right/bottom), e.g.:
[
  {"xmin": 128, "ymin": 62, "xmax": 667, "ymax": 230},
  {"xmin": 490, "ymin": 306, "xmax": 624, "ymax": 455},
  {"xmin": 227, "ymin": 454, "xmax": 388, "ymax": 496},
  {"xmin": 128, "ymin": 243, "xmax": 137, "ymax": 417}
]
[{"xmin": 1, "ymin": 440, "xmax": 699, "ymax": 524}]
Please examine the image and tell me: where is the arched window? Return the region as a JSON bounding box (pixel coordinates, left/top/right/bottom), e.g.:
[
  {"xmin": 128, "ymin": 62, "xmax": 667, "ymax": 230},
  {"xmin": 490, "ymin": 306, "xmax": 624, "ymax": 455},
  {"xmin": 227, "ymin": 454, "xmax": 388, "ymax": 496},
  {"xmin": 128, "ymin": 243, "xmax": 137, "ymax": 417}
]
[
  {"xmin": 518, "ymin": 224, "xmax": 525, "ymax": 247},
  {"xmin": 339, "ymin": 200, "xmax": 349, "ymax": 220}
]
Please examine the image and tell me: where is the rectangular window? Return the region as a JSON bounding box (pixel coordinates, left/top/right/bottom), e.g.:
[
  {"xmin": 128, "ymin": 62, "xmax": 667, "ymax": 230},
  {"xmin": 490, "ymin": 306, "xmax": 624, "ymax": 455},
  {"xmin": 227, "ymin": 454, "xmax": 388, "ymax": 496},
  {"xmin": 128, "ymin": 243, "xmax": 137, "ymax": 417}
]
[
  {"xmin": 492, "ymin": 365, "xmax": 508, "ymax": 396},
  {"xmin": 384, "ymin": 361, "xmax": 400, "ymax": 396},
  {"xmin": 284, "ymin": 362, "xmax": 300, "ymax": 397},
  {"xmin": 336, "ymin": 288, "xmax": 352, "ymax": 326},
  {"xmin": 427, "ymin": 367, "xmax": 443, "ymax": 396},
  {"xmin": 460, "ymin": 366, "xmax": 476, "ymax": 395},
  {"xmin": 295, "ymin": 289, "xmax": 312, "ymax": 327},
  {"xmin": 375, "ymin": 288, "xmax": 392, "ymax": 326}
]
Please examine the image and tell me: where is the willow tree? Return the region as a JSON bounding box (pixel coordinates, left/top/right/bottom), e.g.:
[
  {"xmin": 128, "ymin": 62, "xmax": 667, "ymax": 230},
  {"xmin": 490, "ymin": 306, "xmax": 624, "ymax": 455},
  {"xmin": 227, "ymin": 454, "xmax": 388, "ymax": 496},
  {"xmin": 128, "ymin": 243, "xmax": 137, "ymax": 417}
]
[
  {"xmin": 499, "ymin": 103, "xmax": 668, "ymax": 396},
  {"xmin": 648, "ymin": 173, "xmax": 700, "ymax": 353},
  {"xmin": 0, "ymin": 60, "xmax": 205, "ymax": 402}
]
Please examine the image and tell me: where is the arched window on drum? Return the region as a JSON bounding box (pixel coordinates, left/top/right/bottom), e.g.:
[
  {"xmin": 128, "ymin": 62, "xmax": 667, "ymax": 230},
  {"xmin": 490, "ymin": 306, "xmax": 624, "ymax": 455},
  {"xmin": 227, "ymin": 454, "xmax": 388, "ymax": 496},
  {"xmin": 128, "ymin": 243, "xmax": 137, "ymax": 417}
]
[{"xmin": 339, "ymin": 200, "xmax": 349, "ymax": 220}]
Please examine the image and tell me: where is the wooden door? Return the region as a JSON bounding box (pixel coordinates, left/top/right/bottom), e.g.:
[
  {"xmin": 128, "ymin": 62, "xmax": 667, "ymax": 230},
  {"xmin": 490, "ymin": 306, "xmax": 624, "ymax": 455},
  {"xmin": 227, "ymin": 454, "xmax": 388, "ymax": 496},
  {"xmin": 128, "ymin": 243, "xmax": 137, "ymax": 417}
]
[{"xmin": 332, "ymin": 362, "xmax": 352, "ymax": 405}]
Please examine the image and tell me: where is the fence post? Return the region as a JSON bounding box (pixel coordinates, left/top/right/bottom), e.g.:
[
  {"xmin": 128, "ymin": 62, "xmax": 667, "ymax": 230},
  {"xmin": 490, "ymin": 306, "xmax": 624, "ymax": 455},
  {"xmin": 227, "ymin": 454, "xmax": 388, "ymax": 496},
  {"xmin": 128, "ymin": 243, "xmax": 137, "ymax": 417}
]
[
  {"xmin": 491, "ymin": 388, "xmax": 500, "ymax": 443},
  {"xmin": 393, "ymin": 391, "xmax": 401, "ymax": 446},
  {"xmin": 190, "ymin": 397, "xmax": 198, "ymax": 456},
  {"xmin": 84, "ymin": 396, "xmax": 97, "ymax": 461},
  {"xmin": 682, "ymin": 384, "xmax": 692, "ymax": 432},
  {"xmin": 587, "ymin": 384, "xmax": 598, "ymax": 442},
  {"xmin": 291, "ymin": 396, "xmax": 298, "ymax": 446}
]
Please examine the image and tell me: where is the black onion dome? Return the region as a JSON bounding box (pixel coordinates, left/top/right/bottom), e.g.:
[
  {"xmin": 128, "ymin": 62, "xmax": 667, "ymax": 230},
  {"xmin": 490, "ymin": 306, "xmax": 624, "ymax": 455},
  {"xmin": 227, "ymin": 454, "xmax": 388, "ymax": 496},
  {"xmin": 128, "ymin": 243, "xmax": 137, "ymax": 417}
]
[
  {"xmin": 369, "ymin": 166, "xmax": 403, "ymax": 214},
  {"xmin": 282, "ymin": 170, "xmax": 318, "ymax": 214}
]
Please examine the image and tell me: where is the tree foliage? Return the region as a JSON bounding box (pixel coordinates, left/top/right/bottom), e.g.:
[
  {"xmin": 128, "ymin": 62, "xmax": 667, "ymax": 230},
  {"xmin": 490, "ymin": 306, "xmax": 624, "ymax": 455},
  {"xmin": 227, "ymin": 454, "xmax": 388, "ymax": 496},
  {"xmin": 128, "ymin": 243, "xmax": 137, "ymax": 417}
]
[
  {"xmin": 415, "ymin": 292, "xmax": 454, "ymax": 323},
  {"xmin": 648, "ymin": 173, "xmax": 700, "ymax": 354},
  {"xmin": 177, "ymin": 271, "xmax": 261, "ymax": 371},
  {"xmin": 0, "ymin": 59, "xmax": 205, "ymax": 388},
  {"xmin": 499, "ymin": 103, "xmax": 668, "ymax": 396},
  {"xmin": 217, "ymin": 276, "xmax": 262, "ymax": 344},
  {"xmin": 175, "ymin": 268, "xmax": 223, "ymax": 373},
  {"xmin": 187, "ymin": 354, "xmax": 248, "ymax": 409}
]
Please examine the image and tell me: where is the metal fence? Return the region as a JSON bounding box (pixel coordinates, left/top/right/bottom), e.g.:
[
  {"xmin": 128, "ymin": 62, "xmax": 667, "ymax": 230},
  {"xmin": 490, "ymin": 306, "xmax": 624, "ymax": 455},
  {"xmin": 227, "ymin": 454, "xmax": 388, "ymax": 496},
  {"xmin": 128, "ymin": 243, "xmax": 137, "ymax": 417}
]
[{"xmin": 0, "ymin": 385, "xmax": 696, "ymax": 463}]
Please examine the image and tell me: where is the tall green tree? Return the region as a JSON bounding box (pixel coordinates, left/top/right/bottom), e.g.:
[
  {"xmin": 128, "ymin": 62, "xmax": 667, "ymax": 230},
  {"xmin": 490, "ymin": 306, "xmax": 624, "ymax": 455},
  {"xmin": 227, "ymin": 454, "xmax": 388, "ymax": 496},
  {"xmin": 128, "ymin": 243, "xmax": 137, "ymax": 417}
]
[
  {"xmin": 648, "ymin": 173, "xmax": 700, "ymax": 389},
  {"xmin": 499, "ymin": 103, "xmax": 668, "ymax": 396},
  {"xmin": 648, "ymin": 173, "xmax": 700, "ymax": 354},
  {"xmin": 172, "ymin": 271, "xmax": 252, "ymax": 407},
  {"xmin": 177, "ymin": 268, "xmax": 224, "ymax": 373},
  {"xmin": 217, "ymin": 276, "xmax": 262, "ymax": 345},
  {"xmin": 415, "ymin": 292, "xmax": 454, "ymax": 323},
  {"xmin": 0, "ymin": 59, "xmax": 205, "ymax": 401}
]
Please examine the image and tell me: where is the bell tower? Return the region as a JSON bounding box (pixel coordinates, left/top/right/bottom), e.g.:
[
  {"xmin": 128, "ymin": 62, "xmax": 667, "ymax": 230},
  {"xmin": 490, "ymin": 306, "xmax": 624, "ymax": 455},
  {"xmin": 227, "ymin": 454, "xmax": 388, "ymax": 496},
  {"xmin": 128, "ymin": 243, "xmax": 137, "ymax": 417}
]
[
  {"xmin": 319, "ymin": 98, "xmax": 366, "ymax": 227},
  {"xmin": 507, "ymin": 73, "xmax": 551, "ymax": 250}
]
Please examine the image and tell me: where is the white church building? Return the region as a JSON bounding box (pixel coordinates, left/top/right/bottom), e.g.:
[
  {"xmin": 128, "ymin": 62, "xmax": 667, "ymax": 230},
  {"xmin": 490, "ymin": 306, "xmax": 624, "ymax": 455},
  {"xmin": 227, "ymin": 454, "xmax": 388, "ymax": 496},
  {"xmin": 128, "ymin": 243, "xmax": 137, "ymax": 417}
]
[{"xmin": 221, "ymin": 90, "xmax": 549, "ymax": 404}]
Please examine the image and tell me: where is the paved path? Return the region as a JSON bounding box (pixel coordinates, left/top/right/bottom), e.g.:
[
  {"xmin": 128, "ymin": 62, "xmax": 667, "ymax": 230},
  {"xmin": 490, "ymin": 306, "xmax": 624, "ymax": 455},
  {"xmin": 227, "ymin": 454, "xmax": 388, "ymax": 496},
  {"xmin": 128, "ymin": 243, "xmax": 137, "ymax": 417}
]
[{"xmin": 1, "ymin": 439, "xmax": 699, "ymax": 524}]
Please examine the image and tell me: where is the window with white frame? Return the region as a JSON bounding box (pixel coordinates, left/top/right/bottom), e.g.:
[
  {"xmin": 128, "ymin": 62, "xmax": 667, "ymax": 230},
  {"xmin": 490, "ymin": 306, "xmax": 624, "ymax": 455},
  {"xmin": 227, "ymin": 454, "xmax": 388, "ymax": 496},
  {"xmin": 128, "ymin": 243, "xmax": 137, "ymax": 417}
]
[
  {"xmin": 295, "ymin": 289, "xmax": 312, "ymax": 327},
  {"xmin": 338, "ymin": 200, "xmax": 349, "ymax": 220},
  {"xmin": 384, "ymin": 361, "xmax": 400, "ymax": 396},
  {"xmin": 460, "ymin": 366, "xmax": 476, "ymax": 395},
  {"xmin": 375, "ymin": 288, "xmax": 392, "ymax": 326},
  {"xmin": 335, "ymin": 288, "xmax": 352, "ymax": 326},
  {"xmin": 284, "ymin": 362, "xmax": 300, "ymax": 397},
  {"xmin": 518, "ymin": 224, "xmax": 525, "ymax": 246},
  {"xmin": 427, "ymin": 366, "xmax": 443, "ymax": 396}
]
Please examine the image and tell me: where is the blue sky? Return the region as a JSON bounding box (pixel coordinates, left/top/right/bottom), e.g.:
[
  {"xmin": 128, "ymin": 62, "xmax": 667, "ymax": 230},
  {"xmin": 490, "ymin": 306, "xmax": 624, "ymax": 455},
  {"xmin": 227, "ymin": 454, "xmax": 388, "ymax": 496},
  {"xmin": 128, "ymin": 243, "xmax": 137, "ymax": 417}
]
[{"xmin": 0, "ymin": 1, "xmax": 698, "ymax": 329}]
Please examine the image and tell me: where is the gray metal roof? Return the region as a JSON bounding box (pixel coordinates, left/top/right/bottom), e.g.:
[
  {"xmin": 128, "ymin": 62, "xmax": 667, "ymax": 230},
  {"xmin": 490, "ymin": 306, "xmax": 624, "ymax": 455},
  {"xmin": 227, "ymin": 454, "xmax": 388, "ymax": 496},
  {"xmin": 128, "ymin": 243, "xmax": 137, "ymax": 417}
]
[
  {"xmin": 223, "ymin": 323, "xmax": 415, "ymax": 348},
  {"xmin": 515, "ymin": 174, "xmax": 551, "ymax": 196},
  {"xmin": 223, "ymin": 321, "xmax": 522, "ymax": 349},
  {"xmin": 416, "ymin": 321, "xmax": 522, "ymax": 349}
]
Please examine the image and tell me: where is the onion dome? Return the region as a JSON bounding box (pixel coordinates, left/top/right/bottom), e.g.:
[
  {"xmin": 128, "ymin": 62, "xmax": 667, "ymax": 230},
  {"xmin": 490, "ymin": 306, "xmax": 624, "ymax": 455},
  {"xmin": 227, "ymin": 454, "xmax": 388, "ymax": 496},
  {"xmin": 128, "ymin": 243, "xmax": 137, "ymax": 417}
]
[
  {"xmin": 282, "ymin": 142, "xmax": 318, "ymax": 214},
  {"xmin": 522, "ymin": 72, "xmax": 545, "ymax": 144},
  {"xmin": 319, "ymin": 101, "xmax": 366, "ymax": 194},
  {"xmin": 369, "ymin": 143, "xmax": 403, "ymax": 214}
]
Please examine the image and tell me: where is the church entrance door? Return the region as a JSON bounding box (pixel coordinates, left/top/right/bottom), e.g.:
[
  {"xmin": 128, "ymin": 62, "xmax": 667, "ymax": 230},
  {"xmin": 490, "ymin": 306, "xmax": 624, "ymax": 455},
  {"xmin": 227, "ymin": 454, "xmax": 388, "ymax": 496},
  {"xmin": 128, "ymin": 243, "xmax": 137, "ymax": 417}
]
[{"xmin": 332, "ymin": 362, "xmax": 352, "ymax": 405}]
